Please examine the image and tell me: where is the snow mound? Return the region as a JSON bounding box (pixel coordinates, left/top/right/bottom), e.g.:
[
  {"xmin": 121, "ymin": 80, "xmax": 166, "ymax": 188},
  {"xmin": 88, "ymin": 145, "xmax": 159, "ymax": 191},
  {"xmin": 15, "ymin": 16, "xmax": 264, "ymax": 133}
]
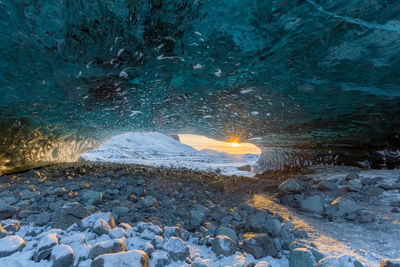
[{"xmin": 80, "ymin": 132, "xmax": 259, "ymax": 177}]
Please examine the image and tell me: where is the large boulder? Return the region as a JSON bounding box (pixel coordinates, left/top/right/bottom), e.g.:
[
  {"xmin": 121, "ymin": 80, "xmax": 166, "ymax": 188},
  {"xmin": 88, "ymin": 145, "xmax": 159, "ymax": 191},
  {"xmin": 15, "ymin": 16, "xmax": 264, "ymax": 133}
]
[
  {"xmin": 163, "ymin": 237, "xmax": 189, "ymax": 261},
  {"xmin": 0, "ymin": 235, "xmax": 26, "ymax": 257},
  {"xmin": 0, "ymin": 205, "xmax": 18, "ymax": 220},
  {"xmin": 278, "ymin": 179, "xmax": 302, "ymax": 194},
  {"xmin": 81, "ymin": 212, "xmax": 116, "ymax": 230},
  {"xmin": 88, "ymin": 239, "xmax": 126, "ymax": 259},
  {"xmin": 289, "ymin": 248, "xmax": 317, "ymax": 267},
  {"xmin": 91, "ymin": 250, "xmax": 149, "ymax": 267},
  {"xmin": 211, "ymin": 235, "xmax": 237, "ymax": 256},
  {"xmin": 248, "ymin": 211, "xmax": 281, "ymax": 237},
  {"xmin": 216, "ymin": 227, "xmax": 238, "ymax": 243},
  {"xmin": 50, "ymin": 244, "xmax": 74, "ymax": 267},
  {"xmin": 243, "ymin": 233, "xmax": 277, "ymax": 259},
  {"xmin": 326, "ymin": 197, "xmax": 360, "ymax": 219},
  {"xmin": 34, "ymin": 233, "xmax": 59, "ymax": 261},
  {"xmin": 300, "ymin": 195, "xmax": 324, "ymax": 213},
  {"xmin": 52, "ymin": 202, "xmax": 90, "ymax": 229}
]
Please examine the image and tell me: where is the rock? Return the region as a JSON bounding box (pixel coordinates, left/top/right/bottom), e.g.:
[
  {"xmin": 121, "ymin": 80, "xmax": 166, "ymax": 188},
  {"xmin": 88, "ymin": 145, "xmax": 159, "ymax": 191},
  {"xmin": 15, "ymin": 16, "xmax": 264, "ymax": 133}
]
[
  {"xmin": 318, "ymin": 255, "xmax": 363, "ymax": 267},
  {"xmin": 243, "ymin": 233, "xmax": 277, "ymax": 259},
  {"xmin": 326, "ymin": 197, "xmax": 360, "ymax": 219},
  {"xmin": 212, "ymin": 235, "xmax": 237, "ymax": 256},
  {"xmin": 32, "ymin": 212, "xmax": 51, "ymax": 226},
  {"xmin": 381, "ymin": 258, "xmax": 400, "ymax": 267},
  {"xmin": 151, "ymin": 235, "xmax": 164, "ymax": 249},
  {"xmin": 18, "ymin": 209, "xmax": 34, "ymax": 218},
  {"xmin": 360, "ymin": 178, "xmax": 376, "ymax": 186},
  {"xmin": 278, "ymin": 179, "xmax": 302, "ymax": 194},
  {"xmin": 0, "ymin": 205, "xmax": 18, "ymax": 220},
  {"xmin": 0, "ymin": 235, "xmax": 26, "ymax": 257},
  {"xmin": 391, "ymin": 201, "xmax": 400, "ymax": 208},
  {"xmin": 300, "ymin": 195, "xmax": 324, "ymax": 213},
  {"xmin": 0, "ymin": 196, "xmax": 18, "ymax": 206},
  {"xmin": 289, "ymin": 248, "xmax": 317, "ymax": 267},
  {"xmin": 82, "ymin": 190, "xmax": 103, "ymax": 205},
  {"xmin": 51, "ymin": 244, "xmax": 74, "ymax": 267},
  {"xmin": 142, "ymin": 196, "xmax": 156, "ymax": 207},
  {"xmin": 0, "ymin": 225, "xmax": 7, "ymax": 238},
  {"xmin": 216, "ymin": 227, "xmax": 238, "ymax": 243},
  {"xmin": 53, "ymin": 202, "xmax": 90, "ymax": 229},
  {"xmin": 255, "ymin": 261, "xmax": 272, "ymax": 267},
  {"xmin": 1, "ymin": 219, "xmax": 20, "ymax": 232},
  {"xmin": 112, "ymin": 206, "xmax": 129, "ymax": 217},
  {"xmin": 91, "ymin": 250, "xmax": 150, "ymax": 267},
  {"xmin": 93, "ymin": 219, "xmax": 112, "ymax": 235},
  {"xmin": 318, "ymin": 180, "xmax": 338, "ymax": 191},
  {"xmin": 109, "ymin": 227, "xmax": 128, "ymax": 239},
  {"xmin": 364, "ymin": 186, "xmax": 385, "ymax": 197},
  {"xmin": 34, "ymin": 233, "xmax": 59, "ymax": 261},
  {"xmin": 347, "ymin": 179, "xmax": 363, "ymax": 191},
  {"xmin": 164, "ymin": 226, "xmax": 181, "ymax": 239},
  {"xmin": 345, "ymin": 172, "xmax": 359, "ymax": 181},
  {"xmin": 20, "ymin": 190, "xmax": 39, "ymax": 200},
  {"xmin": 391, "ymin": 208, "xmax": 399, "ymax": 213},
  {"xmin": 81, "ymin": 212, "xmax": 116, "ymax": 229},
  {"xmin": 190, "ymin": 210, "xmax": 205, "ymax": 227},
  {"xmin": 357, "ymin": 210, "xmax": 375, "ymax": 223},
  {"xmin": 163, "ymin": 237, "xmax": 189, "ymax": 261},
  {"xmin": 88, "ymin": 239, "xmax": 126, "ymax": 259},
  {"xmin": 248, "ymin": 211, "xmax": 281, "ymax": 237},
  {"xmin": 152, "ymin": 251, "xmax": 170, "ymax": 267}
]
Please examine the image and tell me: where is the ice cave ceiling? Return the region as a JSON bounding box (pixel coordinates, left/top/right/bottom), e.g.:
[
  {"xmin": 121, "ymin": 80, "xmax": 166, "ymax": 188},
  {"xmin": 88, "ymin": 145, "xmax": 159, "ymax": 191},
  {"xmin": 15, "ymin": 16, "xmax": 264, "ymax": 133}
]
[{"xmin": 1, "ymin": 0, "xmax": 400, "ymax": 174}]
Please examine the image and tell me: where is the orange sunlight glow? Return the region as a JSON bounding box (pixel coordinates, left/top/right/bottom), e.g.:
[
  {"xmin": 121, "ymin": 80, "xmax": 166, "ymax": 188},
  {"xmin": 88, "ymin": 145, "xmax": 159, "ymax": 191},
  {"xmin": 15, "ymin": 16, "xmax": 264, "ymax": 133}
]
[{"xmin": 178, "ymin": 134, "xmax": 261, "ymax": 154}]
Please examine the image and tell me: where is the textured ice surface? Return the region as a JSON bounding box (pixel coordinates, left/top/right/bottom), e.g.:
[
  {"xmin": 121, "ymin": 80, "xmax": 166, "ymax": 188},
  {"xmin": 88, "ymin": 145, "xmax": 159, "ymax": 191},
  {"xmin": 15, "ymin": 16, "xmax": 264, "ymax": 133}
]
[{"xmin": 0, "ymin": 0, "xmax": 399, "ymax": 173}]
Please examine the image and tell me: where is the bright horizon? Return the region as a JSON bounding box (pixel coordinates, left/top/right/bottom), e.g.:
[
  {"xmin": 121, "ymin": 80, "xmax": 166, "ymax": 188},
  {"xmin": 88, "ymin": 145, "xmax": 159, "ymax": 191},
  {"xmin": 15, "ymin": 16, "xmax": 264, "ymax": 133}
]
[{"xmin": 178, "ymin": 134, "xmax": 261, "ymax": 155}]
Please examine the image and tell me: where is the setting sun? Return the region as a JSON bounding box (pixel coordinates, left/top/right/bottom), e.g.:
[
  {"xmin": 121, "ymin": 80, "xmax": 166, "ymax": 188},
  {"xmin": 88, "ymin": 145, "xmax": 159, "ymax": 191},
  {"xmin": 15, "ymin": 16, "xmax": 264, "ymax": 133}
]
[{"xmin": 178, "ymin": 134, "xmax": 261, "ymax": 154}]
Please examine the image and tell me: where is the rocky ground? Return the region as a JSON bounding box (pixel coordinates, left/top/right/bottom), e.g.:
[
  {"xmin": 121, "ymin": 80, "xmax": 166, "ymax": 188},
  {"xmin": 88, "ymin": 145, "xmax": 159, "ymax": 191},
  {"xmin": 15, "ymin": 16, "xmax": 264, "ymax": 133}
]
[{"xmin": 0, "ymin": 162, "xmax": 398, "ymax": 266}]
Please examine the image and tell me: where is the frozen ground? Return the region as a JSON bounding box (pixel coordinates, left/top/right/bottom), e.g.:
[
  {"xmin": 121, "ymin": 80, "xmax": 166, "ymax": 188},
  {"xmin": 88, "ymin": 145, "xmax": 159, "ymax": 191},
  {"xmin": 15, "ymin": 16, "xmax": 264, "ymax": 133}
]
[
  {"xmin": 80, "ymin": 132, "xmax": 259, "ymax": 177},
  {"xmin": 250, "ymin": 166, "xmax": 400, "ymax": 266}
]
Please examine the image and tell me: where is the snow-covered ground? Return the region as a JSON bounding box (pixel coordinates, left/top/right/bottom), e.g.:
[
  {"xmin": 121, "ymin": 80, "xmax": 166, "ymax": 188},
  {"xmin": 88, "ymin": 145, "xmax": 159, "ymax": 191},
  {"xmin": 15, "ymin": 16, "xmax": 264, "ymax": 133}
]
[
  {"xmin": 80, "ymin": 132, "xmax": 259, "ymax": 177},
  {"xmin": 251, "ymin": 166, "xmax": 400, "ymax": 266}
]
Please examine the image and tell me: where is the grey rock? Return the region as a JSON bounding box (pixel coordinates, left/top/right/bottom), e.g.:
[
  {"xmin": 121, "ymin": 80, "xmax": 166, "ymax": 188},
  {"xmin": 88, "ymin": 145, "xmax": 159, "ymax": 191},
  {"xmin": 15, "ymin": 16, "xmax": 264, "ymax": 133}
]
[
  {"xmin": 212, "ymin": 235, "xmax": 237, "ymax": 256},
  {"xmin": 190, "ymin": 210, "xmax": 205, "ymax": 227},
  {"xmin": 300, "ymin": 195, "xmax": 324, "ymax": 213},
  {"xmin": 93, "ymin": 219, "xmax": 112, "ymax": 235},
  {"xmin": 391, "ymin": 201, "xmax": 400, "ymax": 208},
  {"xmin": 163, "ymin": 237, "xmax": 189, "ymax": 261},
  {"xmin": 360, "ymin": 178, "xmax": 376, "ymax": 186},
  {"xmin": 82, "ymin": 190, "xmax": 103, "ymax": 205},
  {"xmin": 91, "ymin": 250, "xmax": 150, "ymax": 267},
  {"xmin": 345, "ymin": 172, "xmax": 359, "ymax": 181},
  {"xmin": 326, "ymin": 197, "xmax": 360, "ymax": 219},
  {"xmin": 216, "ymin": 227, "xmax": 238, "ymax": 243},
  {"xmin": 0, "ymin": 205, "xmax": 18, "ymax": 220},
  {"xmin": 152, "ymin": 251, "xmax": 170, "ymax": 267},
  {"xmin": 357, "ymin": 210, "xmax": 375, "ymax": 223},
  {"xmin": 318, "ymin": 180, "xmax": 338, "ymax": 191},
  {"xmin": 18, "ymin": 209, "xmax": 34, "ymax": 218},
  {"xmin": 88, "ymin": 239, "xmax": 125, "ymax": 259},
  {"xmin": 52, "ymin": 202, "xmax": 90, "ymax": 229},
  {"xmin": 381, "ymin": 258, "xmax": 400, "ymax": 267},
  {"xmin": 142, "ymin": 196, "xmax": 156, "ymax": 207},
  {"xmin": 0, "ymin": 235, "xmax": 26, "ymax": 257},
  {"xmin": 243, "ymin": 232, "xmax": 277, "ymax": 259},
  {"xmin": 347, "ymin": 179, "xmax": 363, "ymax": 192},
  {"xmin": 33, "ymin": 212, "xmax": 51, "ymax": 226},
  {"xmin": 164, "ymin": 226, "xmax": 181, "ymax": 239},
  {"xmin": 81, "ymin": 212, "xmax": 116, "ymax": 229},
  {"xmin": 112, "ymin": 206, "xmax": 129, "ymax": 216},
  {"xmin": 109, "ymin": 227, "xmax": 128, "ymax": 239},
  {"xmin": 191, "ymin": 257, "xmax": 210, "ymax": 267},
  {"xmin": 34, "ymin": 233, "xmax": 59, "ymax": 261},
  {"xmin": 51, "ymin": 244, "xmax": 74, "ymax": 267},
  {"xmin": 20, "ymin": 190, "xmax": 39, "ymax": 200},
  {"xmin": 248, "ymin": 211, "xmax": 281, "ymax": 237},
  {"xmin": 278, "ymin": 179, "xmax": 302, "ymax": 194},
  {"xmin": 364, "ymin": 186, "xmax": 384, "ymax": 197},
  {"xmin": 0, "ymin": 196, "xmax": 19, "ymax": 205},
  {"xmin": 255, "ymin": 261, "xmax": 272, "ymax": 267},
  {"xmin": 289, "ymin": 248, "xmax": 317, "ymax": 267}
]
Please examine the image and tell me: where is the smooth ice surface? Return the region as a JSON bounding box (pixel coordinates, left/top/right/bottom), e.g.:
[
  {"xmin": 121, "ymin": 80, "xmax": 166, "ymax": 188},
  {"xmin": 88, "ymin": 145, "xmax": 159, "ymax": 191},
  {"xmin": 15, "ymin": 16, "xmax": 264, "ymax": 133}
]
[
  {"xmin": 81, "ymin": 132, "xmax": 259, "ymax": 177},
  {"xmin": 1, "ymin": 0, "xmax": 400, "ymax": 173}
]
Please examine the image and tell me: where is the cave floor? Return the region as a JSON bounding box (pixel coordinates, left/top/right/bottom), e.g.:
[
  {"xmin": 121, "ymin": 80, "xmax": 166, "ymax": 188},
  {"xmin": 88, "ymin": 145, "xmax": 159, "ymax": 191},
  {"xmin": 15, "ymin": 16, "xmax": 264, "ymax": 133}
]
[{"xmin": 0, "ymin": 163, "xmax": 399, "ymax": 266}]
